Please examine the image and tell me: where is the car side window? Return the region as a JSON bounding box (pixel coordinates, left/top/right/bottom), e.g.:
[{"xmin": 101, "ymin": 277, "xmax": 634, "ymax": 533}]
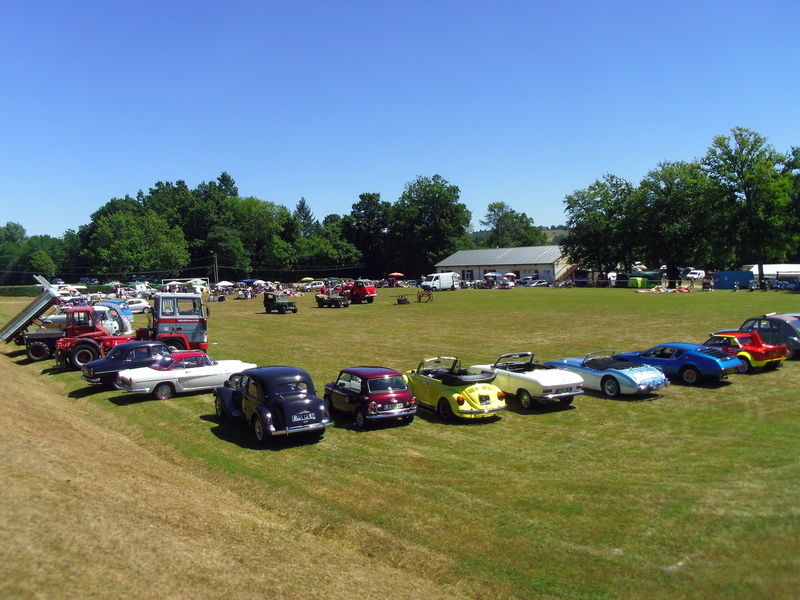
[{"xmin": 246, "ymin": 377, "xmax": 259, "ymax": 398}]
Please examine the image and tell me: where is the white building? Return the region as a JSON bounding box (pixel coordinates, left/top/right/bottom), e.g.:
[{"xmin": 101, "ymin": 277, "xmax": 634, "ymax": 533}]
[{"xmin": 434, "ymin": 246, "xmax": 573, "ymax": 284}]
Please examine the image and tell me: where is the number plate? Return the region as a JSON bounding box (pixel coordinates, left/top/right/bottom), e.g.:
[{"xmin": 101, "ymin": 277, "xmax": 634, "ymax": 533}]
[
  {"xmin": 555, "ymin": 387, "xmax": 572, "ymax": 394},
  {"xmin": 479, "ymin": 395, "xmax": 490, "ymax": 405},
  {"xmin": 383, "ymin": 403, "xmax": 402, "ymax": 410}
]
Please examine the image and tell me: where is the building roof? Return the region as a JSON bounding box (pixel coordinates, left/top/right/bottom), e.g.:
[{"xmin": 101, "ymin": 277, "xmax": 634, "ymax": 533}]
[{"xmin": 435, "ymin": 246, "xmax": 563, "ymax": 268}]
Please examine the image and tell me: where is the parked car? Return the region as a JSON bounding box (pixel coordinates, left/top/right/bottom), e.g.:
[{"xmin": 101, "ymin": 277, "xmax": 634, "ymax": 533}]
[
  {"xmin": 115, "ymin": 351, "xmax": 256, "ymax": 400},
  {"xmin": 82, "ymin": 340, "xmax": 170, "ymax": 386},
  {"xmin": 523, "ymin": 279, "xmax": 549, "ymax": 287},
  {"xmin": 263, "ymin": 292, "xmax": 298, "ymax": 314},
  {"xmin": 125, "ymin": 298, "xmax": 152, "ymax": 314},
  {"xmin": 324, "ymin": 366, "xmax": 417, "ymax": 427},
  {"xmin": 302, "ymin": 280, "xmax": 325, "ymax": 292},
  {"xmin": 543, "ymin": 350, "xmax": 670, "ymax": 397},
  {"xmin": 96, "ymin": 299, "xmax": 134, "ymax": 320},
  {"xmin": 469, "ymin": 352, "xmax": 584, "ymax": 407},
  {"xmin": 703, "ymin": 331, "xmax": 788, "ymax": 373},
  {"xmin": 213, "ymin": 366, "xmax": 332, "ymax": 443},
  {"xmin": 404, "ymin": 356, "xmax": 506, "ymax": 420},
  {"xmin": 721, "ymin": 313, "xmax": 800, "ymax": 360},
  {"xmin": 614, "ymin": 343, "xmax": 741, "ymax": 384},
  {"xmin": 686, "ymin": 269, "xmax": 706, "ymax": 281}
]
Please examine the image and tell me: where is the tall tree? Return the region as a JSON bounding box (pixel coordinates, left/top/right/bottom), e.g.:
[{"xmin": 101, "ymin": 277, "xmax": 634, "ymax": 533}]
[
  {"xmin": 81, "ymin": 210, "xmax": 189, "ymax": 276},
  {"xmin": 561, "ymin": 174, "xmax": 638, "ymax": 274},
  {"xmin": 388, "ymin": 175, "xmax": 472, "ymax": 277},
  {"xmin": 480, "ymin": 202, "xmax": 547, "ymax": 248},
  {"xmin": 341, "ymin": 193, "xmax": 392, "ymax": 276},
  {"xmin": 28, "ymin": 249, "xmax": 57, "ymax": 278},
  {"xmin": 294, "ymin": 198, "xmax": 320, "ymax": 238},
  {"xmin": 702, "ymin": 127, "xmax": 793, "ymax": 272},
  {"xmin": 636, "ymin": 161, "xmax": 717, "ymax": 285}
]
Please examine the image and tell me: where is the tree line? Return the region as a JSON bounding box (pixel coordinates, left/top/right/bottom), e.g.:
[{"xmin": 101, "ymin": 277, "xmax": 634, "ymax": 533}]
[
  {"xmin": 562, "ymin": 127, "xmax": 800, "ymax": 284},
  {"xmin": 0, "ymin": 173, "xmax": 548, "ymax": 285}
]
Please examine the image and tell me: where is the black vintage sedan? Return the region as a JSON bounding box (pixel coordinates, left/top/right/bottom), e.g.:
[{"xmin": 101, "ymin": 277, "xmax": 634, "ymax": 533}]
[
  {"xmin": 81, "ymin": 340, "xmax": 171, "ymax": 386},
  {"xmin": 213, "ymin": 366, "xmax": 332, "ymax": 443}
]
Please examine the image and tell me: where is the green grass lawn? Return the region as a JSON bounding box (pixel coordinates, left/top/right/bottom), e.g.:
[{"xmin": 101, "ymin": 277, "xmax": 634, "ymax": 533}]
[{"xmin": 3, "ymin": 287, "xmax": 799, "ymax": 599}]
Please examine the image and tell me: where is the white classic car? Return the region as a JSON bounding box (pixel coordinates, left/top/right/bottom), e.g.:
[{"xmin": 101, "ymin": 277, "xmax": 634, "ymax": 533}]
[
  {"xmin": 115, "ymin": 351, "xmax": 257, "ymax": 400},
  {"xmin": 470, "ymin": 351, "xmax": 584, "ymax": 407}
]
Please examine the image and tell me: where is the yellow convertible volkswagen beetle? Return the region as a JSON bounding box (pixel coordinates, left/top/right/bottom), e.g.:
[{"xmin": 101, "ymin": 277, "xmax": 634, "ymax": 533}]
[{"xmin": 404, "ymin": 356, "xmax": 506, "ymax": 420}]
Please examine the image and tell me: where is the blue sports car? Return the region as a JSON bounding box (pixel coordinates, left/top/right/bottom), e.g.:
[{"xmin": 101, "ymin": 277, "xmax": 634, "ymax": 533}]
[
  {"xmin": 543, "ymin": 350, "xmax": 669, "ymax": 398},
  {"xmin": 614, "ymin": 343, "xmax": 742, "ymax": 385}
]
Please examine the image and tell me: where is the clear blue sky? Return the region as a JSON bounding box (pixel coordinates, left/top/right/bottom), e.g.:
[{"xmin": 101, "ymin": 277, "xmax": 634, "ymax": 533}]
[{"xmin": 2, "ymin": 1, "xmax": 798, "ymax": 238}]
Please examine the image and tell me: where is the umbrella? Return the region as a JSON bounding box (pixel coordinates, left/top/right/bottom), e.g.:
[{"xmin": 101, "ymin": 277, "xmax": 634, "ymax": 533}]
[
  {"xmin": 388, "ymin": 272, "xmax": 404, "ymax": 277},
  {"xmin": 504, "ymin": 272, "xmax": 517, "ymax": 278},
  {"xmin": 300, "ymin": 277, "xmax": 314, "ymax": 282},
  {"xmin": 484, "ymin": 272, "xmax": 502, "ymax": 277},
  {"xmin": 253, "ymin": 279, "xmax": 266, "ymax": 285},
  {"xmin": 216, "ymin": 280, "xmax": 234, "ymax": 287}
]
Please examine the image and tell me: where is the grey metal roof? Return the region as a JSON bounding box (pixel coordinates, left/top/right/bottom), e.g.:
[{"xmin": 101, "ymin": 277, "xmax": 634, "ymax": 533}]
[{"xmin": 435, "ymin": 246, "xmax": 563, "ymax": 268}]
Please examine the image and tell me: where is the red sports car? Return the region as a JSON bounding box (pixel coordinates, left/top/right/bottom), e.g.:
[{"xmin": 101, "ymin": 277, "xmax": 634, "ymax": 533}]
[{"xmin": 703, "ymin": 330, "xmax": 788, "ymax": 373}]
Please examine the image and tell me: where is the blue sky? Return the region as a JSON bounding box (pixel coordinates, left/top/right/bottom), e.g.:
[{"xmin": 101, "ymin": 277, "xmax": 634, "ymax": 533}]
[{"xmin": 2, "ymin": 1, "xmax": 798, "ymax": 238}]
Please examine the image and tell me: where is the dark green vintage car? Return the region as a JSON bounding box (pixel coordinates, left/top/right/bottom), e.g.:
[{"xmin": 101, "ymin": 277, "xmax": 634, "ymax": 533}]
[{"xmin": 263, "ymin": 292, "xmax": 298, "ymax": 314}]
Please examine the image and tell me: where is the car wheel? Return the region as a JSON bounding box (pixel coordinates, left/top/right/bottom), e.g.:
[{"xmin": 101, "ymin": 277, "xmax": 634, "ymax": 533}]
[
  {"xmin": 518, "ymin": 389, "xmax": 535, "ymax": 409},
  {"xmin": 367, "ymin": 297, "xmax": 374, "ymax": 303},
  {"xmin": 736, "ymin": 357, "xmax": 752, "ymax": 374},
  {"xmin": 317, "ymin": 301, "xmax": 324, "ymax": 308},
  {"xmin": 679, "ymin": 366, "xmax": 701, "ymax": 384},
  {"xmin": 403, "ymin": 415, "xmax": 415, "ymax": 424},
  {"xmin": 214, "ymin": 395, "xmax": 225, "ymax": 420},
  {"xmin": 601, "ymin": 376, "xmax": 620, "ymax": 398},
  {"xmin": 26, "ymin": 340, "xmax": 51, "ymax": 362},
  {"xmin": 70, "ymin": 345, "xmax": 99, "ymax": 369},
  {"xmin": 437, "ymin": 399, "xmax": 454, "ymax": 420},
  {"xmin": 278, "ymin": 306, "xmax": 286, "ymax": 314},
  {"xmin": 252, "ymin": 417, "xmax": 267, "ymax": 444},
  {"xmin": 787, "ymin": 348, "xmax": 799, "ymax": 360},
  {"xmin": 143, "ymin": 307, "xmax": 151, "ymax": 314},
  {"xmin": 167, "ymin": 340, "xmax": 186, "ymax": 351},
  {"xmin": 764, "ymin": 361, "xmax": 780, "ymax": 370},
  {"xmin": 560, "ymin": 396, "xmax": 574, "ymax": 405},
  {"xmin": 153, "ymin": 382, "xmax": 174, "ymax": 400},
  {"xmin": 355, "ymin": 409, "xmax": 368, "ymax": 429}
]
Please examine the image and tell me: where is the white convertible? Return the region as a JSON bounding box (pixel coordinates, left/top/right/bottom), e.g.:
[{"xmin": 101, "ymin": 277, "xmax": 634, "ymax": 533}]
[
  {"xmin": 115, "ymin": 351, "xmax": 256, "ymax": 400},
  {"xmin": 470, "ymin": 352, "xmax": 584, "ymax": 407}
]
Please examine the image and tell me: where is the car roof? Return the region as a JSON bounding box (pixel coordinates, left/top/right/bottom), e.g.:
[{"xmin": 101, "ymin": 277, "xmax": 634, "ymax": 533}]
[
  {"xmin": 113, "ymin": 340, "xmax": 168, "ymax": 349},
  {"xmin": 339, "ymin": 366, "xmax": 403, "ymax": 378},
  {"xmin": 243, "ymin": 365, "xmax": 312, "ymax": 382},
  {"xmin": 655, "ymin": 342, "xmax": 705, "ymax": 349}
]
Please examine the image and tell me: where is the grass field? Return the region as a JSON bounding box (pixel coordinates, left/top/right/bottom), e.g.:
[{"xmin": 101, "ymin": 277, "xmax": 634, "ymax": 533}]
[{"xmin": 1, "ymin": 287, "xmax": 799, "ymax": 599}]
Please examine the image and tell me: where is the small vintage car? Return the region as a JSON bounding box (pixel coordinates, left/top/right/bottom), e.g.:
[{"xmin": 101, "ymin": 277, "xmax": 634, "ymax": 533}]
[
  {"xmin": 315, "ymin": 293, "xmax": 350, "ymax": 308},
  {"xmin": 703, "ymin": 331, "xmax": 788, "ymax": 373},
  {"xmin": 404, "ymin": 356, "xmax": 506, "ymax": 420},
  {"xmin": 721, "ymin": 314, "xmax": 800, "ymax": 360},
  {"xmin": 614, "ymin": 343, "xmax": 742, "ymax": 384},
  {"xmin": 214, "ymin": 366, "xmax": 332, "ymax": 443},
  {"xmin": 115, "ymin": 351, "xmax": 256, "ymax": 400},
  {"xmin": 124, "ymin": 298, "xmax": 152, "ymax": 314},
  {"xmin": 82, "ymin": 340, "xmax": 170, "ymax": 386},
  {"xmin": 263, "ymin": 292, "xmax": 298, "ymax": 314},
  {"xmin": 469, "ymin": 352, "xmax": 584, "ymax": 407},
  {"xmin": 324, "ymin": 366, "xmax": 417, "ymax": 427},
  {"xmin": 543, "ymin": 350, "xmax": 670, "ymax": 397}
]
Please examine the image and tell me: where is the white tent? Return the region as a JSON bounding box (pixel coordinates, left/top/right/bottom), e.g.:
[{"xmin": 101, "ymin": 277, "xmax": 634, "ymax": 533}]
[{"xmin": 215, "ymin": 281, "xmax": 234, "ymax": 287}]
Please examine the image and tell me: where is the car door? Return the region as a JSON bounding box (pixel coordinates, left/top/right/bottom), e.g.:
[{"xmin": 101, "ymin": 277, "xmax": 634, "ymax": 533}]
[
  {"xmin": 174, "ymin": 356, "xmax": 214, "ymax": 391},
  {"xmin": 639, "ymin": 346, "xmax": 676, "ymax": 375},
  {"xmin": 329, "ymin": 373, "xmax": 357, "ymax": 415}
]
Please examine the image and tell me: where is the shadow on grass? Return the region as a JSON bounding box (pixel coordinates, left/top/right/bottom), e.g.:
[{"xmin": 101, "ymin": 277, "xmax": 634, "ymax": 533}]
[
  {"xmin": 107, "ymin": 393, "xmax": 158, "ymax": 406},
  {"xmin": 329, "ymin": 411, "xmax": 413, "ymax": 432},
  {"xmin": 199, "ymin": 413, "xmax": 327, "ymax": 450},
  {"xmin": 68, "ymin": 385, "xmax": 113, "ymax": 399},
  {"xmin": 503, "ymin": 396, "xmax": 577, "ymax": 415},
  {"xmin": 413, "ymin": 406, "xmax": 502, "ymax": 426}
]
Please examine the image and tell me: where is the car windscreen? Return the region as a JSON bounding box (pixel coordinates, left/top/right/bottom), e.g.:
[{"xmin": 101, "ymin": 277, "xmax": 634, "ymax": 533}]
[
  {"xmin": 367, "ymin": 376, "xmax": 407, "ymax": 393},
  {"xmin": 151, "ymin": 356, "xmax": 176, "ymax": 370}
]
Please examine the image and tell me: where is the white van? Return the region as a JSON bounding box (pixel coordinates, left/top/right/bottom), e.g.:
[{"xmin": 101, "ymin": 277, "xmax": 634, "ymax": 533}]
[{"xmin": 421, "ymin": 272, "xmax": 461, "ymax": 291}]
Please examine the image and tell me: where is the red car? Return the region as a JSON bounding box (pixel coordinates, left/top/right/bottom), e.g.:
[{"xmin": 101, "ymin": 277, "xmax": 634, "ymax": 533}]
[
  {"xmin": 324, "ymin": 366, "xmax": 417, "ymax": 428},
  {"xmin": 703, "ymin": 330, "xmax": 789, "ymax": 374}
]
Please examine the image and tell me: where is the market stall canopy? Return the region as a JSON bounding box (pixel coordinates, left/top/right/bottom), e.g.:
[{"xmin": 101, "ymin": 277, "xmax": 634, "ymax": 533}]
[
  {"xmin": 504, "ymin": 272, "xmax": 517, "ymax": 277},
  {"xmin": 484, "ymin": 272, "xmax": 502, "ymax": 277},
  {"xmin": 388, "ymin": 272, "xmax": 404, "ymax": 277},
  {"xmin": 300, "ymin": 277, "xmax": 314, "ymax": 282},
  {"xmin": 215, "ymin": 281, "xmax": 234, "ymax": 287}
]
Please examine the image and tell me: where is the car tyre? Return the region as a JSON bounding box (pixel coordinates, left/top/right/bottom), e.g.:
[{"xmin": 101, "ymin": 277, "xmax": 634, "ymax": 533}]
[
  {"xmin": 153, "ymin": 382, "xmax": 174, "ymax": 400},
  {"xmin": 518, "ymin": 389, "xmax": 535, "ymax": 409},
  {"xmin": 601, "ymin": 376, "xmax": 620, "ymax": 398},
  {"xmin": 736, "ymin": 357, "xmax": 752, "ymax": 374},
  {"xmin": 26, "ymin": 340, "xmax": 51, "ymax": 362},
  {"xmin": 70, "ymin": 344, "xmax": 100, "ymax": 370},
  {"xmin": 278, "ymin": 306, "xmax": 286, "ymax": 314},
  {"xmin": 355, "ymin": 409, "xmax": 368, "ymax": 429},
  {"xmin": 560, "ymin": 396, "xmax": 574, "ymax": 405},
  {"xmin": 764, "ymin": 361, "xmax": 780, "ymax": 370},
  {"xmin": 167, "ymin": 340, "xmax": 186, "ymax": 351},
  {"xmin": 252, "ymin": 417, "xmax": 267, "ymax": 444},
  {"xmin": 403, "ymin": 415, "xmax": 414, "ymax": 424},
  {"xmin": 142, "ymin": 307, "xmax": 151, "ymax": 314},
  {"xmin": 679, "ymin": 366, "xmax": 701, "ymax": 384},
  {"xmin": 437, "ymin": 398, "xmax": 454, "ymax": 420},
  {"xmin": 214, "ymin": 395, "xmax": 225, "ymax": 420}
]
